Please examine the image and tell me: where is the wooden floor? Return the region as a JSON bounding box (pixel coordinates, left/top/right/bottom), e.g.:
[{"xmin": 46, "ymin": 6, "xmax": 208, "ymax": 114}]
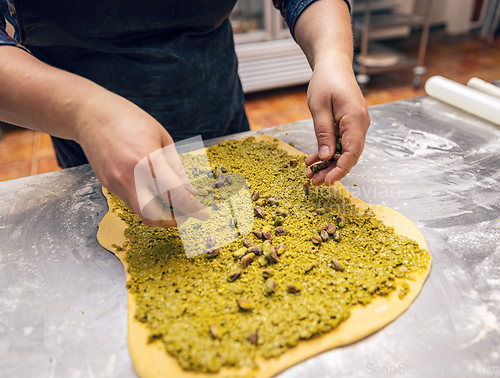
[{"xmin": 1, "ymin": 30, "xmax": 499, "ymax": 182}]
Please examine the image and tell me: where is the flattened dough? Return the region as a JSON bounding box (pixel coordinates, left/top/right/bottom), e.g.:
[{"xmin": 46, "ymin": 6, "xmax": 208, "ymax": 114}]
[{"xmin": 97, "ymin": 135, "xmax": 431, "ymax": 378}]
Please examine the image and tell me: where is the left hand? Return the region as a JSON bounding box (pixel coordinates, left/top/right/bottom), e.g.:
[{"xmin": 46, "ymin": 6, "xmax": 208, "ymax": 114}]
[{"xmin": 305, "ymin": 56, "xmax": 371, "ymax": 186}]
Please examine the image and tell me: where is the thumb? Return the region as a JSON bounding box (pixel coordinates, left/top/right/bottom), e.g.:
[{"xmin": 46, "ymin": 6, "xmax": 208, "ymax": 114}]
[{"xmin": 309, "ymin": 96, "xmax": 336, "ymax": 161}]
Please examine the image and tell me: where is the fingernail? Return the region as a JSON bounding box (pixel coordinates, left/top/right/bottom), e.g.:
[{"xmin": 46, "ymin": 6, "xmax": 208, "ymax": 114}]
[{"xmin": 319, "ymin": 146, "xmax": 330, "ymax": 160}]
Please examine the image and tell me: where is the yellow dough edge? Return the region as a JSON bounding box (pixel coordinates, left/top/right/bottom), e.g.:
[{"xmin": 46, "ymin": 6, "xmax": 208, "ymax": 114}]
[{"xmin": 97, "ymin": 135, "xmax": 432, "ymax": 378}]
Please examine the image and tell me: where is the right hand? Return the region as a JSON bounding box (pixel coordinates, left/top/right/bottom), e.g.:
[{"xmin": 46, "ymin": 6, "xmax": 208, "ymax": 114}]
[{"xmin": 75, "ymin": 92, "xmax": 209, "ymax": 228}]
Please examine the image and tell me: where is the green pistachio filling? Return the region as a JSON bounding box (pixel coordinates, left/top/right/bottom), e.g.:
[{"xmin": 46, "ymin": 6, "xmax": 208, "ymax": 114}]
[{"xmin": 109, "ymin": 137, "xmax": 430, "ymax": 373}]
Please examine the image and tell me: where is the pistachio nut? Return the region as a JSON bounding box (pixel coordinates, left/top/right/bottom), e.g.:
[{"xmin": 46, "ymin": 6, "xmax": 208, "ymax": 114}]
[
  {"xmin": 262, "ymin": 225, "xmax": 272, "ymax": 233},
  {"xmin": 209, "ymin": 324, "xmax": 220, "ymax": 339},
  {"xmin": 257, "ymin": 256, "xmax": 268, "ymax": 267},
  {"xmin": 248, "ymin": 328, "xmax": 258, "ymax": 344},
  {"xmin": 318, "ymin": 223, "xmax": 328, "ymax": 233},
  {"xmin": 205, "ymin": 247, "xmax": 220, "ymax": 258},
  {"xmin": 197, "ymin": 188, "xmax": 209, "ymax": 197},
  {"xmin": 275, "ymin": 226, "xmax": 287, "ymax": 236},
  {"xmin": 220, "ymin": 164, "xmax": 228, "ymax": 173},
  {"xmin": 275, "ymin": 208, "xmax": 288, "ymax": 217},
  {"xmin": 311, "ymin": 234, "xmax": 322, "ymax": 245},
  {"xmin": 225, "ymin": 175, "xmax": 233, "ymax": 185},
  {"xmin": 254, "ymin": 206, "xmax": 266, "ymax": 218},
  {"xmin": 248, "ymin": 245, "xmax": 263, "ymax": 255},
  {"xmin": 262, "ymin": 269, "xmax": 275, "ymax": 279},
  {"xmin": 317, "ymin": 208, "xmax": 325, "ymax": 215},
  {"xmin": 192, "ymin": 167, "xmax": 200, "ymax": 176},
  {"xmin": 232, "ymin": 247, "xmax": 247, "ymax": 259},
  {"xmin": 303, "ymin": 261, "xmax": 317, "ymax": 273},
  {"xmin": 250, "ymin": 190, "xmax": 260, "ymax": 201},
  {"xmin": 336, "ymin": 215, "xmax": 345, "ymax": 228},
  {"xmin": 242, "ymin": 237, "xmax": 253, "ymax": 248},
  {"xmin": 265, "ymin": 248, "xmax": 279, "ymax": 263},
  {"xmin": 333, "ymin": 230, "xmax": 342, "ymax": 242},
  {"xmin": 273, "ymin": 216, "xmax": 284, "ymax": 227},
  {"xmin": 262, "ymin": 231, "xmax": 273, "ymax": 241},
  {"xmin": 252, "ymin": 229, "xmax": 263, "ymax": 239},
  {"xmin": 286, "ymin": 282, "xmax": 302, "ymax": 293},
  {"xmin": 320, "ymin": 230, "xmax": 329, "ymax": 242},
  {"xmin": 265, "ymin": 279, "xmax": 277, "ymax": 294},
  {"xmin": 332, "ymin": 257, "xmax": 344, "ymax": 271},
  {"xmin": 310, "ymin": 161, "xmax": 329, "ymax": 174},
  {"xmin": 289, "ymin": 159, "xmax": 298, "ymax": 168},
  {"xmin": 303, "ymin": 180, "xmax": 311, "ymax": 195},
  {"xmin": 241, "ymin": 253, "xmax": 255, "ymax": 269},
  {"xmin": 227, "ymin": 269, "xmax": 242, "ymax": 282},
  {"xmin": 256, "ymin": 198, "xmax": 266, "ymax": 207},
  {"xmin": 277, "ymin": 244, "xmax": 286, "ymax": 255},
  {"xmin": 237, "ymin": 298, "xmax": 255, "ymax": 311},
  {"xmin": 325, "ymin": 223, "xmax": 336, "ymax": 235}
]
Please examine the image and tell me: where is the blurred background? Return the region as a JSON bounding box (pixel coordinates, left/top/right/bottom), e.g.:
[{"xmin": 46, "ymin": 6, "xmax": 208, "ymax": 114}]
[{"xmin": 1, "ymin": 0, "xmax": 499, "ymax": 181}]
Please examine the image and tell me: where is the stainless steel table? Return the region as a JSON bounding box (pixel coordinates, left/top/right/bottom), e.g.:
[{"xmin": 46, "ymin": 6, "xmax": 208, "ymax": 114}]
[{"xmin": 1, "ymin": 92, "xmax": 500, "ymax": 377}]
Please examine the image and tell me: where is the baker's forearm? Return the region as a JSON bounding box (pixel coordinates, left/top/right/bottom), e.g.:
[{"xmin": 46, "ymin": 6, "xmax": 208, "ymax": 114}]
[
  {"xmin": 294, "ymin": 0, "xmax": 353, "ymax": 70},
  {"xmin": 0, "ymin": 46, "xmax": 114, "ymax": 142}
]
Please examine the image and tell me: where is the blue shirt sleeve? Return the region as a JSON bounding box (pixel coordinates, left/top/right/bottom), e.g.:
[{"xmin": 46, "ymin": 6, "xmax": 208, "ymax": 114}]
[
  {"xmin": 272, "ymin": 0, "xmax": 351, "ymax": 40},
  {"xmin": 0, "ymin": 0, "xmax": 29, "ymax": 51}
]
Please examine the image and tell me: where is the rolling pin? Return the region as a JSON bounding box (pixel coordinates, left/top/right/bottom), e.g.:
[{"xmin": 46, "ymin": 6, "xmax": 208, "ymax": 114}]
[
  {"xmin": 467, "ymin": 77, "xmax": 500, "ymax": 100},
  {"xmin": 424, "ymin": 76, "xmax": 500, "ymax": 126}
]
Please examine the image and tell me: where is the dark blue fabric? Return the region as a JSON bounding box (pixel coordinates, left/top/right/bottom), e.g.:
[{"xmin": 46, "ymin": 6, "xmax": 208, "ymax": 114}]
[{"xmin": 14, "ymin": 0, "xmax": 249, "ymax": 167}]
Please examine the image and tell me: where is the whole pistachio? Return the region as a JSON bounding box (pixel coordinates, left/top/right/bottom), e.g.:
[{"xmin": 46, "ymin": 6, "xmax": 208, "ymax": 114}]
[
  {"xmin": 289, "ymin": 159, "xmax": 298, "ymax": 168},
  {"xmin": 225, "ymin": 175, "xmax": 233, "ymax": 185},
  {"xmin": 215, "ymin": 177, "xmax": 225, "ymax": 189},
  {"xmin": 337, "ymin": 215, "xmax": 345, "ymax": 228},
  {"xmin": 220, "ymin": 164, "xmax": 228, "ymax": 173},
  {"xmin": 203, "ymin": 185, "xmax": 213, "ymax": 193},
  {"xmin": 251, "ymin": 190, "xmax": 260, "ymax": 201},
  {"xmin": 320, "ymin": 230, "xmax": 329, "ymax": 242},
  {"xmin": 206, "ymin": 247, "xmax": 220, "ymax": 258},
  {"xmin": 257, "ymin": 256, "xmax": 268, "ymax": 267},
  {"xmin": 249, "ymin": 245, "xmax": 263, "ymax": 255},
  {"xmin": 326, "ymin": 223, "xmax": 336, "ymax": 235},
  {"xmin": 209, "ymin": 324, "xmax": 220, "ymax": 339},
  {"xmin": 277, "ymin": 244, "xmax": 286, "ymax": 255},
  {"xmin": 243, "ymin": 237, "xmax": 253, "ymax": 248},
  {"xmin": 333, "ymin": 231, "xmax": 342, "ymax": 242},
  {"xmin": 227, "ymin": 269, "xmax": 242, "ymax": 282},
  {"xmin": 254, "ymin": 206, "xmax": 266, "ymax": 218},
  {"xmin": 262, "ymin": 240, "xmax": 273, "ymax": 252},
  {"xmin": 317, "ymin": 208, "xmax": 325, "ymax": 215},
  {"xmin": 229, "ymin": 216, "xmax": 237, "ymax": 228},
  {"xmin": 286, "ymin": 282, "xmax": 302, "ymax": 293},
  {"xmin": 252, "ymin": 229, "xmax": 263, "ymax": 239},
  {"xmin": 265, "ymin": 279, "xmax": 277, "ymax": 294},
  {"xmin": 275, "ymin": 226, "xmax": 288, "ymax": 236},
  {"xmin": 268, "ymin": 197, "xmax": 278, "ymax": 206},
  {"xmin": 332, "ymin": 152, "xmax": 342, "ymax": 162},
  {"xmin": 206, "ymin": 234, "xmax": 216, "ymax": 247},
  {"xmin": 311, "ymin": 235, "xmax": 322, "ymax": 245},
  {"xmin": 256, "ymin": 199, "xmax": 266, "ymax": 207},
  {"xmin": 273, "ymin": 216, "xmax": 284, "ymax": 227},
  {"xmin": 310, "ymin": 161, "xmax": 329, "ymax": 174},
  {"xmin": 192, "ymin": 167, "xmax": 200, "ymax": 176},
  {"xmin": 275, "ymin": 208, "xmax": 288, "ymax": 217},
  {"xmin": 318, "ymin": 223, "xmax": 328, "ymax": 232},
  {"xmin": 248, "ymin": 328, "xmax": 258, "ymax": 344},
  {"xmin": 262, "ymin": 269, "xmax": 275, "ymax": 279},
  {"xmin": 265, "ymin": 248, "xmax": 279, "ymax": 263},
  {"xmin": 232, "ymin": 247, "xmax": 247, "ymax": 259},
  {"xmin": 237, "ymin": 298, "xmax": 255, "ymax": 311},
  {"xmin": 262, "ymin": 231, "xmax": 273, "ymax": 241},
  {"xmin": 303, "ymin": 181, "xmax": 311, "ymax": 195},
  {"xmin": 332, "ymin": 257, "xmax": 344, "ymax": 271},
  {"xmin": 241, "ymin": 253, "xmax": 255, "ymax": 268},
  {"xmin": 212, "ymin": 202, "xmax": 221, "ymax": 210},
  {"xmin": 303, "ymin": 261, "xmax": 317, "ymax": 273}
]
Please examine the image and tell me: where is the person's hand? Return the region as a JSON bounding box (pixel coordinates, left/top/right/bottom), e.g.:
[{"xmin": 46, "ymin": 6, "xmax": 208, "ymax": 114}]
[
  {"xmin": 304, "ymin": 56, "xmax": 371, "ymax": 186},
  {"xmin": 75, "ymin": 92, "xmax": 209, "ymax": 228}
]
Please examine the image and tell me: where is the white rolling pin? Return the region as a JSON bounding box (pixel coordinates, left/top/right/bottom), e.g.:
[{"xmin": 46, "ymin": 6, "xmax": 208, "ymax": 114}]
[
  {"xmin": 424, "ymin": 75, "xmax": 500, "ymax": 126},
  {"xmin": 467, "ymin": 77, "xmax": 500, "ymax": 100}
]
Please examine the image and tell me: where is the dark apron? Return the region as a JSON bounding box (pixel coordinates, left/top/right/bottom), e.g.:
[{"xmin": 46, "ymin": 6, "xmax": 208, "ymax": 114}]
[{"xmin": 14, "ymin": 0, "xmax": 249, "ymax": 167}]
